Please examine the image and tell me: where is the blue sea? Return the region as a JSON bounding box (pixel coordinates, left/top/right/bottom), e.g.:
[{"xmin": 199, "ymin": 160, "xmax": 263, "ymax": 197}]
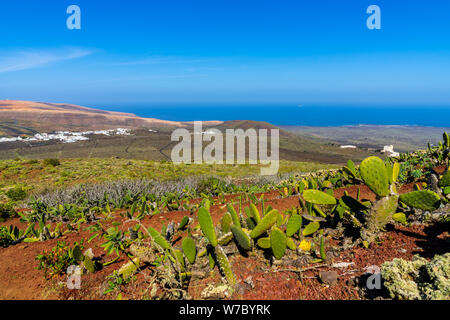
[{"xmin": 97, "ymin": 105, "xmax": 450, "ymax": 127}]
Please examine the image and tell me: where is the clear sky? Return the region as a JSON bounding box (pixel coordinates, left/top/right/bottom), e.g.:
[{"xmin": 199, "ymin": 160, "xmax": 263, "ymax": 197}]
[{"xmin": 0, "ymin": 0, "xmax": 449, "ymax": 107}]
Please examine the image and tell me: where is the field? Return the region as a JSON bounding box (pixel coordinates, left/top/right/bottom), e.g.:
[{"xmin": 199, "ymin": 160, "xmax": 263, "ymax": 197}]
[
  {"xmin": 0, "ymin": 132, "xmax": 449, "ymax": 300},
  {"xmin": 283, "ymin": 125, "xmax": 450, "ymax": 152}
]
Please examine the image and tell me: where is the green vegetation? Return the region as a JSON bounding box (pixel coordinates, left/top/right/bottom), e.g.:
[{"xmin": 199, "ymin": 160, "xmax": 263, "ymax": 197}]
[
  {"xmin": 0, "ymin": 158, "xmax": 338, "ymax": 200},
  {"xmin": 2, "ymin": 132, "xmax": 449, "ymax": 300}
]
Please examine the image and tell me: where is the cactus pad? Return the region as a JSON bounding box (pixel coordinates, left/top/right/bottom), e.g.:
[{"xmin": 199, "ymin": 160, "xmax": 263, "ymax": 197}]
[
  {"xmin": 302, "ymin": 221, "xmax": 320, "ymax": 236},
  {"xmin": 286, "ymin": 214, "xmax": 302, "ymax": 237},
  {"xmin": 360, "ymin": 156, "xmax": 390, "ymax": 197},
  {"xmin": 182, "ymin": 237, "xmax": 197, "ymax": 264},
  {"xmin": 230, "ymin": 225, "xmax": 251, "ymax": 251},
  {"xmin": 303, "ymin": 190, "xmax": 337, "ymax": 205},
  {"xmin": 399, "ymin": 190, "xmax": 441, "ymax": 212},
  {"xmin": 249, "ymin": 209, "xmax": 279, "ymax": 239},
  {"xmin": 439, "ymin": 170, "xmax": 450, "ymax": 188},
  {"xmin": 270, "ymin": 227, "xmax": 287, "ymax": 260},
  {"xmin": 221, "ymin": 212, "xmax": 233, "ymax": 233},
  {"xmin": 257, "ymin": 237, "xmax": 271, "ymax": 249},
  {"xmin": 214, "ymin": 245, "xmax": 236, "ymax": 286},
  {"xmin": 198, "ymin": 207, "xmax": 218, "ymax": 247}
]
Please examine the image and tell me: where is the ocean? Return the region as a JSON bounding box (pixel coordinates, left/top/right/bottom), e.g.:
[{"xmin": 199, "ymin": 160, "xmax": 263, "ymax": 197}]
[{"xmin": 98, "ymin": 105, "xmax": 450, "ymax": 127}]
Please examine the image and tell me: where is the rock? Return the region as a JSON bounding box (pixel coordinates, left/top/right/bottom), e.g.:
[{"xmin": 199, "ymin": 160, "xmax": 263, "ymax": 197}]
[
  {"xmin": 332, "ymin": 262, "xmax": 355, "ymax": 269},
  {"xmin": 244, "ymin": 275, "xmax": 255, "ymax": 289},
  {"xmin": 319, "ymin": 271, "xmax": 338, "ymax": 286},
  {"xmin": 201, "ymin": 284, "xmax": 232, "ymax": 300},
  {"xmin": 83, "ymin": 248, "xmax": 94, "ymax": 259}
]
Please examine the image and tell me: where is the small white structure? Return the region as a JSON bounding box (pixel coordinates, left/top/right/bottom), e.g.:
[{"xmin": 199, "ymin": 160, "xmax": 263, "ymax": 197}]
[
  {"xmin": 381, "ymin": 145, "xmax": 400, "ymax": 157},
  {"xmin": 340, "ymin": 145, "xmax": 357, "ymax": 149},
  {"xmin": 0, "ymin": 128, "xmax": 131, "ymax": 144}
]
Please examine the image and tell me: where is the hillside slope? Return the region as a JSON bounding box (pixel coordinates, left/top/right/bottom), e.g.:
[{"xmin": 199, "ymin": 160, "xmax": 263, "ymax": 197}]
[{"xmin": 0, "ymin": 100, "xmax": 186, "ymax": 133}]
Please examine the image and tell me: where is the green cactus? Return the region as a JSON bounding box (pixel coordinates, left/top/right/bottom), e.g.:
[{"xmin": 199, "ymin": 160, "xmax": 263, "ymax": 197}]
[
  {"xmin": 230, "ymin": 225, "xmax": 251, "ymax": 251},
  {"xmin": 118, "ymin": 257, "xmax": 140, "ymax": 278},
  {"xmin": 286, "ymin": 237, "xmax": 296, "ymax": 250},
  {"xmin": 439, "ymin": 170, "xmax": 450, "ymax": 188},
  {"xmin": 270, "ymin": 227, "xmax": 287, "ymax": 260},
  {"xmin": 218, "ymin": 232, "xmax": 234, "ymax": 246},
  {"xmin": 286, "ymin": 214, "xmax": 302, "ymax": 237},
  {"xmin": 249, "ymin": 203, "xmax": 261, "ymax": 223},
  {"xmin": 444, "ymin": 132, "xmax": 450, "ymax": 148},
  {"xmin": 256, "ymin": 237, "xmax": 271, "ymax": 249},
  {"xmin": 178, "ymin": 216, "xmax": 190, "ymax": 230},
  {"xmin": 221, "ymin": 212, "xmax": 233, "ymax": 233},
  {"xmin": 148, "ymin": 226, "xmax": 171, "ymax": 250},
  {"xmin": 174, "ymin": 249, "xmax": 185, "ymax": 271},
  {"xmin": 182, "ymin": 236, "xmax": 197, "ymax": 264},
  {"xmin": 367, "ymin": 195, "xmax": 399, "ymax": 231},
  {"xmin": 71, "ymin": 244, "xmax": 84, "ymax": 262},
  {"xmin": 386, "ymin": 162, "xmax": 393, "ymax": 184},
  {"xmin": 227, "ymin": 204, "xmax": 241, "ymax": 228},
  {"xmin": 83, "ymin": 255, "xmax": 96, "ymax": 273},
  {"xmin": 214, "ymin": 245, "xmax": 236, "ymax": 286},
  {"xmin": 303, "ymin": 190, "xmax": 337, "ymax": 205},
  {"xmin": 339, "ymin": 195, "xmax": 368, "ymax": 212},
  {"xmin": 320, "ymin": 236, "xmax": 326, "ymax": 260},
  {"xmin": 399, "ymin": 190, "xmax": 441, "ymax": 212},
  {"xmin": 302, "ymin": 221, "xmax": 320, "ymax": 236},
  {"xmin": 249, "ymin": 209, "xmax": 279, "ymax": 239},
  {"xmin": 198, "ymin": 207, "xmax": 218, "ymax": 247},
  {"xmin": 360, "ymin": 156, "xmax": 390, "ymax": 197},
  {"xmin": 392, "ymin": 162, "xmax": 400, "ymax": 183}
]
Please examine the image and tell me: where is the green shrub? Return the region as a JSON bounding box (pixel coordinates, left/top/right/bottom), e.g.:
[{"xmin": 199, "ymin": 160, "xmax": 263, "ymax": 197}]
[
  {"xmin": 6, "ymin": 187, "xmax": 27, "ymax": 201},
  {"xmin": 36, "ymin": 240, "xmax": 84, "ymax": 279},
  {"xmin": 43, "ymin": 158, "xmax": 61, "ymax": 167},
  {"xmin": 0, "ymin": 226, "xmax": 14, "ymax": 248},
  {"xmin": 0, "ymin": 203, "xmax": 17, "ymax": 221}
]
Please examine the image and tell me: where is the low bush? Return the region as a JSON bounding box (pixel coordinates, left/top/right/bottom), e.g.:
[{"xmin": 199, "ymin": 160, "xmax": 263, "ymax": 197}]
[
  {"xmin": 43, "ymin": 158, "xmax": 61, "ymax": 167},
  {"xmin": 6, "ymin": 187, "xmax": 27, "ymax": 201}
]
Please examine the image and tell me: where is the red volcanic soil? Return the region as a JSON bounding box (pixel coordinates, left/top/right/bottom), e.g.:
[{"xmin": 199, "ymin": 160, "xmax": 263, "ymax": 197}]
[{"xmin": 0, "ymin": 183, "xmax": 447, "ymax": 300}]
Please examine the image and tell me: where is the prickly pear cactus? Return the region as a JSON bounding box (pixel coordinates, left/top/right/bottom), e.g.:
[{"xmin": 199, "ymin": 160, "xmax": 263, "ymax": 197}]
[
  {"xmin": 270, "ymin": 227, "xmax": 287, "ymax": 260},
  {"xmin": 218, "ymin": 232, "xmax": 233, "ymax": 246},
  {"xmin": 230, "ymin": 225, "xmax": 251, "ymax": 251},
  {"xmin": 71, "ymin": 245, "xmax": 84, "ymax": 262},
  {"xmin": 221, "ymin": 212, "xmax": 233, "ymax": 233},
  {"xmin": 256, "ymin": 237, "xmax": 271, "ymax": 249},
  {"xmin": 286, "ymin": 214, "xmax": 302, "ymax": 237},
  {"xmin": 439, "ymin": 170, "xmax": 450, "ymax": 188},
  {"xmin": 198, "ymin": 207, "xmax": 218, "ymax": 247},
  {"xmin": 182, "ymin": 236, "xmax": 197, "ymax": 264},
  {"xmin": 148, "ymin": 227, "xmax": 171, "ymax": 250},
  {"xmin": 227, "ymin": 204, "xmax": 241, "ymax": 228},
  {"xmin": 83, "ymin": 255, "xmax": 96, "ymax": 273},
  {"xmin": 214, "ymin": 245, "xmax": 236, "ymax": 286},
  {"xmin": 302, "ymin": 221, "xmax": 320, "ymax": 236},
  {"xmin": 302, "ymin": 190, "xmax": 337, "ymax": 205},
  {"xmin": 286, "ymin": 237, "xmax": 296, "ymax": 250},
  {"xmin": 249, "ymin": 209, "xmax": 279, "ymax": 239},
  {"xmin": 118, "ymin": 257, "xmax": 140, "ymax": 278},
  {"xmin": 399, "ymin": 190, "xmax": 441, "ymax": 212},
  {"xmin": 366, "ymin": 195, "xmax": 399, "ymax": 232},
  {"xmin": 249, "ymin": 203, "xmax": 261, "ymax": 223},
  {"xmin": 360, "ymin": 156, "xmax": 390, "ymax": 197}
]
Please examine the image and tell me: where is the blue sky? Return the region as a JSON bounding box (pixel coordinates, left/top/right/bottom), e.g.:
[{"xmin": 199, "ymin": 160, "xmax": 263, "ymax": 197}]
[{"xmin": 0, "ymin": 0, "xmax": 449, "ymax": 108}]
